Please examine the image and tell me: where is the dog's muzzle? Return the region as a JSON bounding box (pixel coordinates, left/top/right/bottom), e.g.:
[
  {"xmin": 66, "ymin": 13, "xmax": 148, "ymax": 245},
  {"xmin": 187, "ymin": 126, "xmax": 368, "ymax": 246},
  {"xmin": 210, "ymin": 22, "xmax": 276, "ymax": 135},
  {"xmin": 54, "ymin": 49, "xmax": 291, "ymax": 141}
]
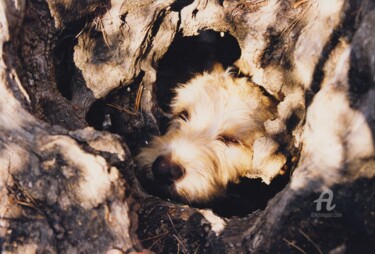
[{"xmin": 152, "ymin": 155, "xmax": 185, "ymax": 185}]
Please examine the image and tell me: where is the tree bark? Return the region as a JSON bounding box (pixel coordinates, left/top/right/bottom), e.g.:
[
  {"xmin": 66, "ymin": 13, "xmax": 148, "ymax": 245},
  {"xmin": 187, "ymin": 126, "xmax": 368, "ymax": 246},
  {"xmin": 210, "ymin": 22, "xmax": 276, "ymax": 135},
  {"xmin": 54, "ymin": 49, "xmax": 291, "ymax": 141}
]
[{"xmin": 1, "ymin": 0, "xmax": 374, "ymax": 253}]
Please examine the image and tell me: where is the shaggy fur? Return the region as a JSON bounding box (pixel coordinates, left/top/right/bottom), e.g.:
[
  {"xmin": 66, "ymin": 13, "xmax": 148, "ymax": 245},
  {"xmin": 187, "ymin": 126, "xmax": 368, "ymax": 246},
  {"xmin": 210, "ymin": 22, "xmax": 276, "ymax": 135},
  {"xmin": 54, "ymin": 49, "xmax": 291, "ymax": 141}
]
[{"xmin": 137, "ymin": 65, "xmax": 286, "ymax": 203}]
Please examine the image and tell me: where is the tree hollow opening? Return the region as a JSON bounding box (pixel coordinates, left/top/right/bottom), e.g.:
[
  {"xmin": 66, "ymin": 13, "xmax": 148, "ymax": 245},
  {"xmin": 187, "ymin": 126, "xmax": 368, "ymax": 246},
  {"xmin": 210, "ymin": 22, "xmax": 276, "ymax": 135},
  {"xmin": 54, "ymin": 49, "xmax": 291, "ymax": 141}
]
[{"xmin": 149, "ymin": 30, "xmax": 290, "ymax": 217}]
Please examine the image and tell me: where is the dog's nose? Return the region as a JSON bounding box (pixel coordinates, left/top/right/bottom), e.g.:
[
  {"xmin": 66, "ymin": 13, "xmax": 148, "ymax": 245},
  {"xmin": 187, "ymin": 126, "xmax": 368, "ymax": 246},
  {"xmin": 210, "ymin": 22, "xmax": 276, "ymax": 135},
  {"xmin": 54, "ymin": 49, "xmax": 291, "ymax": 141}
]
[{"xmin": 152, "ymin": 156, "xmax": 185, "ymax": 184}]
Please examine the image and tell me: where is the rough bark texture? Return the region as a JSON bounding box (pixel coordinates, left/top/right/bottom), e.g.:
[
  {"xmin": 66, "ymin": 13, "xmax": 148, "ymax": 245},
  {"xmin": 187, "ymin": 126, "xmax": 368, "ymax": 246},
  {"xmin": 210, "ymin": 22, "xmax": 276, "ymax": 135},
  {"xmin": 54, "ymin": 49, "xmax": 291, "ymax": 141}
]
[{"xmin": 1, "ymin": 0, "xmax": 374, "ymax": 253}]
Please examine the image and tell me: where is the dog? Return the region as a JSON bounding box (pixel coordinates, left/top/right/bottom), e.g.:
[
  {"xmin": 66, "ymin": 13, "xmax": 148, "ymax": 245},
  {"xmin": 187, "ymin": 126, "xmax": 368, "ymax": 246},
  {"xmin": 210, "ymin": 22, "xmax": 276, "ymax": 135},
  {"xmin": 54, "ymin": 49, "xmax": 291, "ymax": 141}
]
[{"xmin": 136, "ymin": 64, "xmax": 286, "ymax": 203}]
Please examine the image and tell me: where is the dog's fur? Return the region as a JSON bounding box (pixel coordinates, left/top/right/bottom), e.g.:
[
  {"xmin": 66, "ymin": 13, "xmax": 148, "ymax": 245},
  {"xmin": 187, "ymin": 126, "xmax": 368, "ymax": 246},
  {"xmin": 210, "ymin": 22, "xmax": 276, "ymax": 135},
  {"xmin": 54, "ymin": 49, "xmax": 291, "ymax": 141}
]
[{"xmin": 137, "ymin": 65, "xmax": 286, "ymax": 203}]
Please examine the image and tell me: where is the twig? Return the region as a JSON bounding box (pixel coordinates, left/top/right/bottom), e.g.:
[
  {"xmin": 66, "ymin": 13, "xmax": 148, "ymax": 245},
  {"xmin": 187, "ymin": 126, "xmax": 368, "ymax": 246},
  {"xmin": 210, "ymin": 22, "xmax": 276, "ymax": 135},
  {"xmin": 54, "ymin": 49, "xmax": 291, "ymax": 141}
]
[
  {"xmin": 293, "ymin": 0, "xmax": 309, "ymax": 9},
  {"xmin": 299, "ymin": 229, "xmax": 323, "ymax": 254},
  {"xmin": 173, "ymin": 235, "xmax": 187, "ymax": 254},
  {"xmin": 147, "ymin": 231, "xmax": 169, "ymax": 251},
  {"xmin": 135, "ymin": 84, "xmax": 143, "ymax": 112},
  {"xmin": 140, "ymin": 230, "xmax": 169, "ymax": 242},
  {"xmin": 283, "ymin": 238, "xmax": 307, "ymax": 254},
  {"xmin": 193, "ymin": 246, "xmax": 200, "ymax": 254},
  {"xmin": 76, "ymin": 21, "xmax": 89, "ymax": 38},
  {"xmin": 99, "ymin": 18, "xmax": 112, "ymax": 48},
  {"xmin": 107, "ymin": 103, "xmax": 138, "ymax": 116},
  {"xmin": 281, "ymin": 2, "xmax": 313, "ymax": 36},
  {"xmin": 232, "ymin": 0, "xmax": 269, "ymax": 18},
  {"xmin": 167, "ymin": 213, "xmax": 189, "ymax": 254},
  {"xmin": 6, "ymin": 180, "xmax": 45, "ymax": 216}
]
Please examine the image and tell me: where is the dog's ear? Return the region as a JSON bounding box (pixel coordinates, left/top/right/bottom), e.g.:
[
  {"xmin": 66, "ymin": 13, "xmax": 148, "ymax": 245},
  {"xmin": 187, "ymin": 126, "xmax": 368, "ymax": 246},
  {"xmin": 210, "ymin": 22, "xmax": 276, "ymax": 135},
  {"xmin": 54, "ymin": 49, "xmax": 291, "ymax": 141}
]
[
  {"xmin": 249, "ymin": 137, "xmax": 286, "ymax": 184},
  {"xmin": 211, "ymin": 63, "xmax": 224, "ymax": 73}
]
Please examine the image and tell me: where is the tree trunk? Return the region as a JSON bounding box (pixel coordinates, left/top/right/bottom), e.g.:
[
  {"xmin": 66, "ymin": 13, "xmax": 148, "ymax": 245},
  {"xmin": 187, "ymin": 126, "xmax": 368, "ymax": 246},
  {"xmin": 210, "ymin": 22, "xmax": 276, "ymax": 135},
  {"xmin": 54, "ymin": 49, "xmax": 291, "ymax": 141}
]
[{"xmin": 0, "ymin": 0, "xmax": 374, "ymax": 253}]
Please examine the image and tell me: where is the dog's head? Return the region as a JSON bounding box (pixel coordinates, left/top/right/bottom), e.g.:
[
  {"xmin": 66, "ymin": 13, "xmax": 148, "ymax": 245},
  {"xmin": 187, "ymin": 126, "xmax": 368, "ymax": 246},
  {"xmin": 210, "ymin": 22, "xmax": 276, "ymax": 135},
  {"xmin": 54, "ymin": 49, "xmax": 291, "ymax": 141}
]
[{"xmin": 136, "ymin": 66, "xmax": 285, "ymax": 203}]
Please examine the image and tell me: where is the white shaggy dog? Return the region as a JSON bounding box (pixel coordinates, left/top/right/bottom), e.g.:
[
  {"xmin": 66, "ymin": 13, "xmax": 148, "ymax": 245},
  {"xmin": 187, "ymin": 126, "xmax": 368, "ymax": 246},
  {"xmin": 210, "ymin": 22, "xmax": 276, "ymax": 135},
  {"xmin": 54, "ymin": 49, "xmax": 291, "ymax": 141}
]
[{"xmin": 137, "ymin": 65, "xmax": 286, "ymax": 203}]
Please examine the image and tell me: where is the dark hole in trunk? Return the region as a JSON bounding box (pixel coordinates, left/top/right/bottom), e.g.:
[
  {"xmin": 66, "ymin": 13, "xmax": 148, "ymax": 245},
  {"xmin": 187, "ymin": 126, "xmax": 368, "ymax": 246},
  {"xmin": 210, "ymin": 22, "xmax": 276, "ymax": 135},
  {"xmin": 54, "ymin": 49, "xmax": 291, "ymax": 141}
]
[
  {"xmin": 147, "ymin": 30, "xmax": 290, "ymax": 217},
  {"xmin": 155, "ymin": 30, "xmax": 241, "ymax": 112},
  {"xmin": 86, "ymin": 72, "xmax": 150, "ymax": 152},
  {"xmin": 54, "ymin": 19, "xmax": 87, "ymax": 101},
  {"xmin": 83, "ymin": 29, "xmax": 290, "ymax": 217}
]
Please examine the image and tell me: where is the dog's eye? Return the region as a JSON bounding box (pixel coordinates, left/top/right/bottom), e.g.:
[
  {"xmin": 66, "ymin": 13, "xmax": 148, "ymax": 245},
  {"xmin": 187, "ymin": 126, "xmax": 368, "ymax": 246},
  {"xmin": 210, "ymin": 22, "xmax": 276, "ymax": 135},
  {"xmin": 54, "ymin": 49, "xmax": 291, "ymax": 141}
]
[
  {"xmin": 218, "ymin": 135, "xmax": 240, "ymax": 145},
  {"xmin": 177, "ymin": 110, "xmax": 189, "ymax": 121}
]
